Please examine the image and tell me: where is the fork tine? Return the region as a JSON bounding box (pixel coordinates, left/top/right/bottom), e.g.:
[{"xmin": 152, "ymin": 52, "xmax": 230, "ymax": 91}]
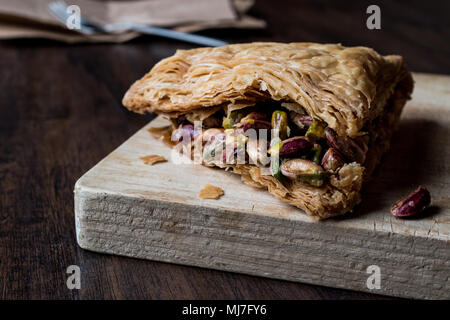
[
  {"xmin": 48, "ymin": 0, "xmax": 228, "ymax": 46},
  {"xmin": 49, "ymin": 1, "xmax": 72, "ymax": 21},
  {"xmin": 49, "ymin": 1, "xmax": 68, "ymax": 15}
]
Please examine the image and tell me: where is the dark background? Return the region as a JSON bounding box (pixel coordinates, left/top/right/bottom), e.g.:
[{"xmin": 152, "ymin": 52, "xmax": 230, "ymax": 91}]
[{"xmin": 0, "ymin": 0, "xmax": 449, "ymax": 299}]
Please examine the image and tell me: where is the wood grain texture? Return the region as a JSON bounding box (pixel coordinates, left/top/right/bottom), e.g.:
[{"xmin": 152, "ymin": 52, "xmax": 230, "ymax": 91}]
[
  {"xmin": 1, "ymin": 0, "xmax": 449, "ymax": 300},
  {"xmin": 75, "ymin": 73, "xmax": 450, "ymax": 299}
]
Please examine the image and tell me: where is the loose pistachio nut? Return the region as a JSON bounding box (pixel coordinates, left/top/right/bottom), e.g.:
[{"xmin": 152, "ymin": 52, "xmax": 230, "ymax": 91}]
[
  {"xmin": 271, "ymin": 110, "xmax": 289, "ymax": 140},
  {"xmin": 321, "ymin": 148, "xmax": 345, "ymax": 171},
  {"xmin": 391, "ymin": 186, "xmax": 431, "ymax": 217},
  {"xmin": 324, "ymin": 127, "xmax": 366, "ymax": 163},
  {"xmin": 237, "ymin": 119, "xmax": 271, "ymax": 132},
  {"xmin": 222, "ymin": 110, "xmax": 244, "ymax": 129},
  {"xmin": 268, "ymin": 136, "xmax": 312, "ymax": 158},
  {"xmin": 172, "ymin": 124, "xmax": 194, "ymax": 143},
  {"xmin": 280, "ymin": 158, "xmax": 325, "ymax": 187},
  {"xmin": 290, "ymin": 113, "xmax": 312, "ymax": 130},
  {"xmin": 305, "ymin": 120, "xmax": 326, "ymax": 141}
]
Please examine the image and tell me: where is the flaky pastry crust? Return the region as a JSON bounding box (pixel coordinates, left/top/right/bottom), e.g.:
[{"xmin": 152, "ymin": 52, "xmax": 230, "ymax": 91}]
[{"xmin": 123, "ymin": 42, "xmax": 410, "ymax": 137}]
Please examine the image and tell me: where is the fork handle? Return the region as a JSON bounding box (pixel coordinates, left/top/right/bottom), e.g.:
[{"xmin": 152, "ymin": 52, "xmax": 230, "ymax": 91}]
[{"xmin": 129, "ymin": 24, "xmax": 229, "ymax": 47}]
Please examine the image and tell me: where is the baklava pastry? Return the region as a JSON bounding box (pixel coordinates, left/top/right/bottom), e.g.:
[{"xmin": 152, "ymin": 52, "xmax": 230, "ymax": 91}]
[{"xmin": 123, "ymin": 42, "xmax": 414, "ymax": 219}]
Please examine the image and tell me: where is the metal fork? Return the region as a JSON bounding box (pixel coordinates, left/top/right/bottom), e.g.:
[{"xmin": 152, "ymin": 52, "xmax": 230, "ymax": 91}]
[{"xmin": 48, "ymin": 1, "xmax": 229, "ymax": 47}]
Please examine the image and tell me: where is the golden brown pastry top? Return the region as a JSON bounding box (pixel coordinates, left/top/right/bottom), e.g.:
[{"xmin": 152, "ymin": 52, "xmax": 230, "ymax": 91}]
[{"xmin": 123, "ymin": 42, "xmax": 412, "ymax": 137}]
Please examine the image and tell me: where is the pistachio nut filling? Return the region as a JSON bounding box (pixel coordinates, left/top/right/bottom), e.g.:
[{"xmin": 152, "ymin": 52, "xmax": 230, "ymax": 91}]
[
  {"xmin": 171, "ymin": 101, "xmax": 370, "ymax": 188},
  {"xmin": 123, "ymin": 42, "xmax": 414, "ymax": 219}
]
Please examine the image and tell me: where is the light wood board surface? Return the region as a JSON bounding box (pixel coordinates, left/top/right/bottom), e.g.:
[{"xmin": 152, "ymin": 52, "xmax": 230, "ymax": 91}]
[{"xmin": 74, "ymin": 73, "xmax": 450, "ymax": 299}]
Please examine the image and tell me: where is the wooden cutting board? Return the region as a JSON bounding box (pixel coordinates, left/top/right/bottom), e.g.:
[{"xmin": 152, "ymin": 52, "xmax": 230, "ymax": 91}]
[{"xmin": 74, "ymin": 73, "xmax": 450, "ymax": 299}]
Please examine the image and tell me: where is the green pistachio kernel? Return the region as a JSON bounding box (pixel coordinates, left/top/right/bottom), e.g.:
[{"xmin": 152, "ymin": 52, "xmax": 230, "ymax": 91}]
[
  {"xmin": 222, "ymin": 111, "xmax": 242, "ymax": 129},
  {"xmin": 270, "ymin": 156, "xmax": 282, "ymax": 180},
  {"xmin": 271, "ymin": 110, "xmax": 288, "ymax": 140},
  {"xmin": 296, "ymin": 173, "xmax": 325, "ymax": 187},
  {"xmin": 305, "ymin": 120, "xmax": 326, "ymax": 142},
  {"xmin": 280, "ymin": 158, "xmax": 325, "ymax": 187},
  {"xmin": 222, "ymin": 117, "xmax": 234, "ymax": 129}
]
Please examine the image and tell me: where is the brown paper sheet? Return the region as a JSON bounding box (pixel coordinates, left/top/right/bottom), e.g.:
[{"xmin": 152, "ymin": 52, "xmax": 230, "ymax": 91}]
[{"xmin": 0, "ymin": 0, "xmax": 265, "ymax": 43}]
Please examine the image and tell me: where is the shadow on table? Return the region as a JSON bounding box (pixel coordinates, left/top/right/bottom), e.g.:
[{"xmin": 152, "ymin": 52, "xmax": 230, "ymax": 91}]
[{"xmin": 335, "ymin": 118, "xmax": 445, "ymax": 220}]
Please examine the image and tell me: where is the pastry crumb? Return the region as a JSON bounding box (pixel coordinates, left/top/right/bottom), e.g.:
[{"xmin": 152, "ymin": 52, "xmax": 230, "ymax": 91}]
[
  {"xmin": 199, "ymin": 184, "xmax": 224, "ymax": 200},
  {"xmin": 147, "ymin": 126, "xmax": 175, "ymax": 146},
  {"xmin": 140, "ymin": 154, "xmax": 167, "ymax": 165}
]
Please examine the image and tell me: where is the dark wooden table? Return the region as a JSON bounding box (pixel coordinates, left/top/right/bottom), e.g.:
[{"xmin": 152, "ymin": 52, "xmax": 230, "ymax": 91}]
[{"xmin": 1, "ymin": 0, "xmax": 449, "ymax": 299}]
